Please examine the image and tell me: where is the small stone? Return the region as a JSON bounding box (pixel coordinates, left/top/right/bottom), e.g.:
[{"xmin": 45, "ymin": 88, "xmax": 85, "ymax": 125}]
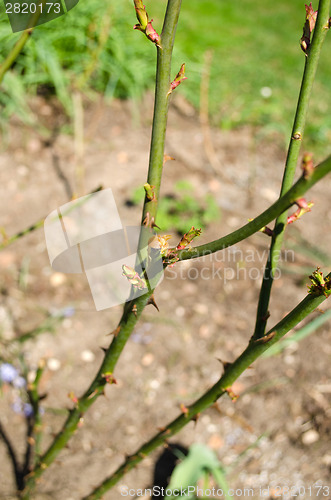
[
  {"xmin": 149, "ymin": 379, "xmax": 160, "ymax": 389},
  {"xmin": 81, "ymin": 350, "xmax": 95, "ymax": 363},
  {"xmin": 47, "ymin": 358, "xmax": 61, "ymax": 371},
  {"xmin": 302, "ymin": 429, "xmax": 319, "ymax": 445},
  {"xmin": 50, "ymin": 273, "xmax": 66, "ymax": 287}
]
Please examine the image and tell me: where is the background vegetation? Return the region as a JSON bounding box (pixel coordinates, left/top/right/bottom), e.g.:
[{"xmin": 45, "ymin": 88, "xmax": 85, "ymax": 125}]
[{"xmin": 0, "ymin": 0, "xmax": 330, "ymax": 151}]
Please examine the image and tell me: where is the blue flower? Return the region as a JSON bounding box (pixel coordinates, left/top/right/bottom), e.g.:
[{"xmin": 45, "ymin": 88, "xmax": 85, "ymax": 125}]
[{"xmin": 0, "ymin": 363, "xmax": 19, "ymax": 384}]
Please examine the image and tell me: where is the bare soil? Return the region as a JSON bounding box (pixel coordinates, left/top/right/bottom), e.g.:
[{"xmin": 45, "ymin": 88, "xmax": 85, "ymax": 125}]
[{"xmin": 0, "ymin": 95, "xmax": 330, "ymax": 499}]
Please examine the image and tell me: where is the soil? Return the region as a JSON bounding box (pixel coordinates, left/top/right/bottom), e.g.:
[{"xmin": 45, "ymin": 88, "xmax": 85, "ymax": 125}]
[{"xmin": 0, "ymin": 94, "xmax": 330, "ymax": 500}]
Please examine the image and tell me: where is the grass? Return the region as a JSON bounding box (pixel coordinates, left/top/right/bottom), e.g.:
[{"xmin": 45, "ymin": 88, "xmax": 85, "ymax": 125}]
[{"xmin": 0, "ymin": 0, "xmax": 330, "ymax": 151}]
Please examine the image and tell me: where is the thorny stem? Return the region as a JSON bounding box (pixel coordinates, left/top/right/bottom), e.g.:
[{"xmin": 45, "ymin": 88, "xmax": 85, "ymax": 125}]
[
  {"xmin": 175, "ymin": 155, "xmax": 331, "ymax": 261},
  {"xmin": 21, "ymin": 1, "xmax": 182, "ymax": 497},
  {"xmin": 141, "ymin": 0, "xmax": 182, "ymax": 227},
  {"xmin": 253, "ymin": 0, "xmax": 331, "ymax": 339},
  {"xmin": 84, "ymin": 279, "xmax": 330, "ymax": 499},
  {"xmin": 0, "ymin": 186, "xmax": 102, "ymax": 251}
]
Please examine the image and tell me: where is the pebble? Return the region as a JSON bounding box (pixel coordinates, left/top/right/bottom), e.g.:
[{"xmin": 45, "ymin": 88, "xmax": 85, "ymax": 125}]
[
  {"xmin": 80, "ymin": 350, "xmax": 95, "ymax": 363},
  {"xmin": 50, "ymin": 273, "xmax": 66, "ymax": 287},
  {"xmin": 47, "ymin": 358, "xmax": 61, "ymax": 371},
  {"xmin": 302, "ymin": 429, "xmax": 319, "ymax": 445},
  {"xmin": 149, "ymin": 379, "xmax": 160, "ymax": 389}
]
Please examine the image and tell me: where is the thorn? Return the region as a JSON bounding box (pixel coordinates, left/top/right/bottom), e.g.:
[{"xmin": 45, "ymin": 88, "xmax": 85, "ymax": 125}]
[
  {"xmin": 163, "ymin": 154, "xmax": 175, "ymax": 165},
  {"xmin": 100, "ymin": 347, "xmax": 107, "ymax": 353},
  {"xmin": 106, "ymin": 326, "xmax": 121, "ymax": 337},
  {"xmin": 132, "ymin": 304, "xmax": 138, "ymax": 317},
  {"xmin": 157, "ymin": 426, "xmax": 171, "ymax": 435},
  {"xmin": 143, "ymin": 213, "xmax": 160, "ymax": 229},
  {"xmin": 216, "ymin": 358, "xmax": 232, "ymax": 372},
  {"xmin": 87, "ymin": 389, "xmax": 99, "ymax": 400},
  {"xmin": 192, "ymin": 413, "xmax": 200, "ymax": 426},
  {"xmin": 292, "ymin": 132, "xmax": 302, "ymax": 140},
  {"xmin": 151, "ymin": 218, "xmax": 161, "ymax": 230},
  {"xmin": 142, "ymin": 213, "xmax": 150, "ymax": 227},
  {"xmin": 261, "ymin": 311, "xmax": 270, "ymax": 322},
  {"xmin": 254, "ymin": 331, "xmax": 276, "ymax": 344},
  {"xmin": 147, "ymin": 294, "xmax": 159, "ymax": 311},
  {"xmin": 180, "ymin": 403, "xmax": 189, "ymax": 416}
]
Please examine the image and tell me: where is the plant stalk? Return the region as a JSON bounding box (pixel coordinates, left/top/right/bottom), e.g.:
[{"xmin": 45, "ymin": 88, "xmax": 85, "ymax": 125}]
[
  {"xmin": 21, "ymin": 1, "xmax": 182, "ymax": 497},
  {"xmin": 175, "ymin": 155, "xmax": 331, "ymax": 261},
  {"xmin": 83, "ymin": 278, "xmax": 330, "ymax": 499},
  {"xmin": 252, "ymin": 0, "xmax": 331, "ymax": 339}
]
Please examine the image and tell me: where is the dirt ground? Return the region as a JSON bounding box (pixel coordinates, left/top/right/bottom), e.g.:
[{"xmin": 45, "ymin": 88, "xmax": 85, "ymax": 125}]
[{"xmin": 0, "ymin": 94, "xmax": 330, "ymax": 499}]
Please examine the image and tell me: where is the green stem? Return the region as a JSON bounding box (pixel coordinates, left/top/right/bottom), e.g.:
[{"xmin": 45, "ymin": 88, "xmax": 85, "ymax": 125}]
[
  {"xmin": 0, "ymin": 186, "xmax": 102, "ymax": 251},
  {"xmin": 0, "ymin": 2, "xmax": 48, "ymax": 84},
  {"xmin": 83, "ymin": 278, "xmax": 330, "ymax": 500},
  {"xmin": 253, "ymin": 0, "xmax": 331, "ymax": 339},
  {"xmin": 0, "ymin": 30, "xmax": 32, "ymax": 84},
  {"xmin": 175, "ymin": 155, "xmax": 331, "ymax": 261},
  {"xmin": 21, "ymin": 1, "xmax": 182, "ymax": 497},
  {"xmin": 141, "ymin": 0, "xmax": 182, "ymax": 225},
  {"xmin": 27, "ymin": 362, "xmax": 46, "ymax": 466}
]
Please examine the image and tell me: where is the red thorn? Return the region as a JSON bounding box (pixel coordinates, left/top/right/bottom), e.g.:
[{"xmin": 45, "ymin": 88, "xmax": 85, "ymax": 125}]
[{"xmin": 147, "ymin": 294, "xmax": 159, "ymax": 311}]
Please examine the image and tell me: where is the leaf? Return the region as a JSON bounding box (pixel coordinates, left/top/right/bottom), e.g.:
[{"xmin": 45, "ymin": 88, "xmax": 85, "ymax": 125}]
[
  {"xmin": 165, "ymin": 444, "xmax": 226, "ymax": 499},
  {"xmin": 305, "ymin": 3, "xmax": 318, "ymax": 32}
]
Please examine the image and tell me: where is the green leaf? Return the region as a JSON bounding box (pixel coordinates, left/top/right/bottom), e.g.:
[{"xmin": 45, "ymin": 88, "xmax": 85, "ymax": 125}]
[{"xmin": 165, "ymin": 444, "xmax": 227, "ymax": 500}]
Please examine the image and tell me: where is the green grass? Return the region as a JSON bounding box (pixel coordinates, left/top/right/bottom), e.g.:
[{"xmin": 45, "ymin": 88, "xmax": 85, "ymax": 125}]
[
  {"xmin": 0, "ymin": 0, "xmax": 330, "ymax": 151},
  {"xmin": 131, "ymin": 180, "xmax": 220, "ymax": 234}
]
